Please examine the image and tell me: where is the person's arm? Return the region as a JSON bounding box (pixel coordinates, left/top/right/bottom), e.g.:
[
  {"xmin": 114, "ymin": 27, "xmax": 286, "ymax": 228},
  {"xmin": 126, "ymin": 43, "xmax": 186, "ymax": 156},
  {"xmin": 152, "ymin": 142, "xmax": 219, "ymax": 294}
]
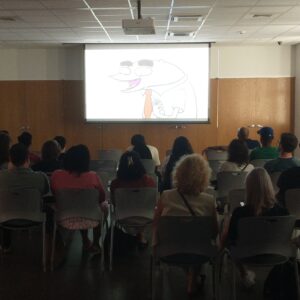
[
  {"xmin": 39, "ymin": 172, "xmax": 50, "ymax": 195},
  {"xmin": 152, "ymin": 193, "xmax": 165, "ymax": 248}
]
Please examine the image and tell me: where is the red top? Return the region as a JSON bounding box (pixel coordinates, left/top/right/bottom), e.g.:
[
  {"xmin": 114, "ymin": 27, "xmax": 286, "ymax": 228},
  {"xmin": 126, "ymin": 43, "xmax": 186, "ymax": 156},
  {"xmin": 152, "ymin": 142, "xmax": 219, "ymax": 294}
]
[
  {"xmin": 51, "ymin": 170, "xmax": 106, "ymax": 204},
  {"xmin": 110, "ymin": 174, "xmax": 156, "ymax": 196}
]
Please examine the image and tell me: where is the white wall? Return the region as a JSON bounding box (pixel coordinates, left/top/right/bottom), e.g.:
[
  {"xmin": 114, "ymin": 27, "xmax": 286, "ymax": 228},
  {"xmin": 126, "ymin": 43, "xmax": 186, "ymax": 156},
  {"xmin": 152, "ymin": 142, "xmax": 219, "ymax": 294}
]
[
  {"xmin": 0, "ymin": 44, "xmax": 295, "ymax": 80},
  {"xmin": 210, "ymin": 45, "xmax": 295, "ymax": 78}
]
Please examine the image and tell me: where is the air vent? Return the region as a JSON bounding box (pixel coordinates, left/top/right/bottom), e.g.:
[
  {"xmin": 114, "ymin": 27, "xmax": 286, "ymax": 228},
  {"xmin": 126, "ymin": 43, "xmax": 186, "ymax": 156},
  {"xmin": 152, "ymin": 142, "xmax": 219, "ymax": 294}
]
[
  {"xmin": 168, "ymin": 32, "xmax": 195, "ymax": 37},
  {"xmin": 172, "ymin": 15, "xmax": 203, "ymax": 22},
  {"xmin": 0, "ymin": 16, "xmax": 17, "ymax": 22},
  {"xmin": 252, "ymin": 14, "xmax": 272, "ymax": 18}
]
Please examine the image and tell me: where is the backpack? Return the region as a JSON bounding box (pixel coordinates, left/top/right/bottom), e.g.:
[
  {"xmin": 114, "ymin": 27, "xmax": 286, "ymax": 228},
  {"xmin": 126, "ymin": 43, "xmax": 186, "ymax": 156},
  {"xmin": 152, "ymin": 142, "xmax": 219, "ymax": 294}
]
[{"xmin": 264, "ymin": 260, "xmax": 299, "ymax": 300}]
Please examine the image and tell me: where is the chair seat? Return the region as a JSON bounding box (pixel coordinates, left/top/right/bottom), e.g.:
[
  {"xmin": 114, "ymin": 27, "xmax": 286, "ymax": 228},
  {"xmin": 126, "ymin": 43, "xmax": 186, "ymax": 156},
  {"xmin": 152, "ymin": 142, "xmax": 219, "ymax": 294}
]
[
  {"xmin": 239, "ymin": 254, "xmax": 289, "ymax": 265},
  {"xmin": 2, "ymin": 219, "xmax": 42, "ymax": 228},
  {"xmin": 118, "ymin": 216, "xmax": 152, "ymax": 227}
]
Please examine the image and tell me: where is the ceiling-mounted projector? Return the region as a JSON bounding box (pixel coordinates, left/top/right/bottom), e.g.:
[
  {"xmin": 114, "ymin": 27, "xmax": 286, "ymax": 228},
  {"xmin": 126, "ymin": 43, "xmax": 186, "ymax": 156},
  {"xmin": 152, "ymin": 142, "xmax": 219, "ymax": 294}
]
[{"xmin": 122, "ymin": 0, "xmax": 155, "ymax": 35}]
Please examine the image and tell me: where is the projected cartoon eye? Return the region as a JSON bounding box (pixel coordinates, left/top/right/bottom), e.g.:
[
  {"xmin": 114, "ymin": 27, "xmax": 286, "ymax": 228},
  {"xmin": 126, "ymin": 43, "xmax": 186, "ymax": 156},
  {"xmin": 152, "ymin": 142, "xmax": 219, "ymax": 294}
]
[
  {"xmin": 135, "ymin": 66, "xmax": 152, "ymax": 76},
  {"xmin": 119, "ymin": 66, "xmax": 131, "ymax": 75}
]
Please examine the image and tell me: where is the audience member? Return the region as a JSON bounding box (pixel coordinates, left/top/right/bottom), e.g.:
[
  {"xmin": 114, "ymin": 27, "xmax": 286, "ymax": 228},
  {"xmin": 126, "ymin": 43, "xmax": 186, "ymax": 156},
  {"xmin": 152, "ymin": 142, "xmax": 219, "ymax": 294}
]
[
  {"xmin": 161, "ymin": 136, "xmax": 193, "ymax": 191},
  {"xmin": 0, "ymin": 132, "xmax": 10, "ymax": 169},
  {"xmin": 237, "ymin": 127, "xmax": 260, "ymax": 150},
  {"xmin": 110, "ymin": 151, "xmax": 156, "ymax": 246},
  {"xmin": 250, "ymin": 127, "xmax": 279, "ymax": 160},
  {"xmin": 154, "ymin": 154, "xmax": 218, "ymax": 294},
  {"xmin": 54, "ymin": 135, "xmax": 67, "ymax": 163},
  {"xmin": 51, "ymin": 144, "xmax": 107, "ymax": 252},
  {"xmin": 18, "ymin": 131, "xmax": 41, "ymax": 165},
  {"xmin": 226, "ymin": 168, "xmax": 288, "ymax": 287},
  {"xmin": 219, "ymin": 139, "xmax": 254, "ymax": 172},
  {"xmin": 32, "ymin": 140, "xmax": 62, "ymax": 174},
  {"xmin": 127, "ymin": 134, "xmax": 160, "ymax": 167},
  {"xmin": 264, "ymin": 133, "xmax": 300, "ymax": 173},
  {"xmin": 0, "ymin": 143, "xmax": 49, "ymax": 252}
]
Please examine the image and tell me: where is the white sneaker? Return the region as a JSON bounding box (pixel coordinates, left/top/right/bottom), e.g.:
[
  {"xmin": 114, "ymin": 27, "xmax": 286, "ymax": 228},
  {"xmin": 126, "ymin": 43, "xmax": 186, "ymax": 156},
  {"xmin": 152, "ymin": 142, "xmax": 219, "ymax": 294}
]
[{"xmin": 241, "ymin": 270, "xmax": 256, "ymax": 289}]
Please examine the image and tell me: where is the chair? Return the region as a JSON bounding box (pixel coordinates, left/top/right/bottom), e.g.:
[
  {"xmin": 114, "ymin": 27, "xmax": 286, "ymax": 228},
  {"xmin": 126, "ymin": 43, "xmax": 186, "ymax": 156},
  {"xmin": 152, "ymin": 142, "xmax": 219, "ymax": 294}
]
[
  {"xmin": 141, "ymin": 159, "xmax": 156, "ymax": 174},
  {"xmin": 152, "ymin": 216, "xmax": 219, "ymax": 300},
  {"xmin": 90, "ymin": 159, "xmax": 118, "ymax": 172},
  {"xmin": 51, "ymin": 189, "xmax": 107, "ymax": 271},
  {"xmin": 270, "ymin": 171, "xmax": 281, "ymax": 194},
  {"xmin": 285, "ymin": 189, "xmax": 300, "ymax": 228},
  {"xmin": 227, "ymin": 189, "xmax": 246, "ymax": 215},
  {"xmin": 205, "ymin": 149, "xmax": 228, "ymax": 161},
  {"xmin": 98, "ymin": 149, "xmax": 122, "ymax": 162},
  {"xmin": 250, "ymin": 159, "xmax": 272, "ymax": 168},
  {"xmin": 221, "ymin": 216, "xmax": 298, "ymax": 300},
  {"xmin": 217, "ymin": 172, "xmax": 247, "ymax": 203},
  {"xmin": 110, "ymin": 187, "xmax": 158, "ymax": 271},
  {"xmin": 208, "ymin": 160, "xmax": 226, "ymax": 181},
  {"xmin": 0, "ymin": 189, "xmax": 46, "ymax": 271}
]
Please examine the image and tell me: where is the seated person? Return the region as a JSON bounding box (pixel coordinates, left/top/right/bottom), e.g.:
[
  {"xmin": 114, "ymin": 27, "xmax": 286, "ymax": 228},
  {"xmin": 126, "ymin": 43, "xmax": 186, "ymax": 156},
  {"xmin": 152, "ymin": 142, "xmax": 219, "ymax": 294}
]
[
  {"xmin": 0, "ymin": 132, "xmax": 10, "ymax": 169},
  {"xmin": 226, "ymin": 168, "xmax": 288, "ymax": 287},
  {"xmin": 18, "ymin": 131, "xmax": 41, "ymax": 165},
  {"xmin": 0, "ymin": 143, "xmax": 49, "ymax": 252},
  {"xmin": 54, "ymin": 135, "xmax": 67, "ymax": 163},
  {"xmin": 161, "ymin": 136, "xmax": 193, "ymax": 191},
  {"xmin": 250, "ymin": 127, "xmax": 279, "ymax": 160},
  {"xmin": 127, "ymin": 134, "xmax": 160, "ymax": 167},
  {"xmin": 219, "ymin": 139, "xmax": 254, "ymax": 173},
  {"xmin": 51, "ymin": 144, "xmax": 107, "ymax": 252},
  {"xmin": 276, "ymin": 165, "xmax": 300, "ymax": 205},
  {"xmin": 110, "ymin": 151, "xmax": 156, "ymax": 246},
  {"xmin": 237, "ymin": 127, "xmax": 260, "ymax": 150},
  {"xmin": 32, "ymin": 140, "xmax": 62, "ymax": 174},
  {"xmin": 154, "ymin": 154, "xmax": 218, "ymax": 294},
  {"xmin": 264, "ymin": 133, "xmax": 300, "ymax": 174}
]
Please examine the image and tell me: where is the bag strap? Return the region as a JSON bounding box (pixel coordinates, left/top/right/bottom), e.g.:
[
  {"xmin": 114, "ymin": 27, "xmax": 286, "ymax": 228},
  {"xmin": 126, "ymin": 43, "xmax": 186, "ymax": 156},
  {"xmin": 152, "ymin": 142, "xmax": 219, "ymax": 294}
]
[
  {"xmin": 240, "ymin": 163, "xmax": 248, "ymax": 171},
  {"xmin": 178, "ymin": 190, "xmax": 196, "ymax": 217}
]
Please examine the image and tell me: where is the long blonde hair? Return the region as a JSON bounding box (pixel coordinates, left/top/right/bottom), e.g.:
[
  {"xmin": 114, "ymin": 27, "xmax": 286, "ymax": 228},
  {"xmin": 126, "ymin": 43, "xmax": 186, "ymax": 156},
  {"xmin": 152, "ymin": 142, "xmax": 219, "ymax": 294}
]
[{"xmin": 246, "ymin": 168, "xmax": 276, "ymax": 215}]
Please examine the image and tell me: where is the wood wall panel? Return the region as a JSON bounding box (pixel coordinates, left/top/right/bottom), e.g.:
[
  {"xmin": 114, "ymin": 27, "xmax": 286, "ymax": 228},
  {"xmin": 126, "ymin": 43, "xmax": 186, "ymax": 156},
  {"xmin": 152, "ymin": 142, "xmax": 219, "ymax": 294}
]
[{"xmin": 0, "ymin": 78, "xmax": 294, "ymax": 160}]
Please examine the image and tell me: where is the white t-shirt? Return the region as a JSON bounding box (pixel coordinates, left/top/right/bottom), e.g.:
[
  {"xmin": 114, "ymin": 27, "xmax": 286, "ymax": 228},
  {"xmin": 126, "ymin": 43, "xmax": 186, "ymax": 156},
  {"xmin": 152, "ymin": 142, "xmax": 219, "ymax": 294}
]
[
  {"xmin": 127, "ymin": 144, "xmax": 160, "ymax": 166},
  {"xmin": 219, "ymin": 161, "xmax": 254, "ymax": 173}
]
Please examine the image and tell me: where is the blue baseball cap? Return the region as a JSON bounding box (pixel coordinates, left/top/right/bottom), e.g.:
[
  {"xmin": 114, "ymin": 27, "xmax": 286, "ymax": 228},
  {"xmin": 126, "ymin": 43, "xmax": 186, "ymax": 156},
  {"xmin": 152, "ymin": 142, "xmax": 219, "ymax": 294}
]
[{"xmin": 257, "ymin": 127, "xmax": 274, "ymax": 138}]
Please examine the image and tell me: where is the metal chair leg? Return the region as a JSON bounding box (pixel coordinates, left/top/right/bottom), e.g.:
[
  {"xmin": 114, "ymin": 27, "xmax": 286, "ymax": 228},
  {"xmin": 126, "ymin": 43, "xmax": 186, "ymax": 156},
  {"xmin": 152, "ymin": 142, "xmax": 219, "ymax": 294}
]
[
  {"xmin": 42, "ymin": 221, "xmax": 46, "ymax": 272},
  {"xmin": 51, "ymin": 222, "xmax": 57, "ymax": 271},
  {"xmin": 109, "ymin": 221, "xmax": 115, "ymax": 271}
]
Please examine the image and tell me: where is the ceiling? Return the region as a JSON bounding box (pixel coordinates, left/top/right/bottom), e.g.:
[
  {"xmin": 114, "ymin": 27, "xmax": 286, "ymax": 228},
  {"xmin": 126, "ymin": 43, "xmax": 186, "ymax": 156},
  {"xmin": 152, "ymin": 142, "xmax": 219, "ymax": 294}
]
[{"xmin": 1, "ymin": 0, "xmax": 300, "ymax": 45}]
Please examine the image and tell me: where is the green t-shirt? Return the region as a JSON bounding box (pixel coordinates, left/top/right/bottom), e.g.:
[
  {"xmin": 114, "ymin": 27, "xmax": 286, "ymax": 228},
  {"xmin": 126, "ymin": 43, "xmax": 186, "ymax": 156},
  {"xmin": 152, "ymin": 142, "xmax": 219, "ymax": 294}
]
[
  {"xmin": 250, "ymin": 146, "xmax": 279, "ymax": 160},
  {"xmin": 264, "ymin": 157, "xmax": 300, "ymax": 173}
]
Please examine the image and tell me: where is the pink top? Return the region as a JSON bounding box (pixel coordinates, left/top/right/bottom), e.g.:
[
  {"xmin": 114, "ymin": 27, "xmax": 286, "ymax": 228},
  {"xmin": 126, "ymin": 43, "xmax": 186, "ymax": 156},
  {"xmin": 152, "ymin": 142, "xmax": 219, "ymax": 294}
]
[{"xmin": 51, "ymin": 169, "xmax": 105, "ymax": 203}]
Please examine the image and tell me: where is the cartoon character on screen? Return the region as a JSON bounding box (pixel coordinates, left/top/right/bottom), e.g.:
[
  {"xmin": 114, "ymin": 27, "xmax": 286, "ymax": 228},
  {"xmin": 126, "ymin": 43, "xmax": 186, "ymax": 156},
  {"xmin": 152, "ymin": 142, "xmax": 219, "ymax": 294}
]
[{"xmin": 110, "ymin": 59, "xmax": 197, "ymax": 119}]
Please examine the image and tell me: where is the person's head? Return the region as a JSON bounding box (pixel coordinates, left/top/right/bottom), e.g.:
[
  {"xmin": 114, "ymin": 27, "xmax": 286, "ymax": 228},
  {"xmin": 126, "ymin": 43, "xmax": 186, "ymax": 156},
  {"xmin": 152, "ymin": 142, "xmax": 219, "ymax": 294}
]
[
  {"xmin": 117, "ymin": 151, "xmax": 146, "ymax": 181},
  {"xmin": 41, "ymin": 140, "xmax": 60, "ymax": 162},
  {"xmin": 9, "ymin": 143, "xmax": 29, "ymax": 168},
  {"xmin": 171, "ymin": 136, "xmax": 193, "ymax": 159},
  {"xmin": 279, "ymin": 133, "xmax": 298, "ymax": 154},
  {"xmin": 257, "ymin": 127, "xmax": 274, "ymax": 147},
  {"xmin": 237, "ymin": 127, "xmax": 249, "ymax": 141},
  {"xmin": 131, "ymin": 134, "xmax": 146, "ymax": 147},
  {"xmin": 63, "ymin": 144, "xmax": 90, "ymax": 175},
  {"xmin": 54, "ymin": 136, "xmax": 66, "ymax": 152},
  {"xmin": 246, "ymin": 168, "xmax": 275, "ymax": 215},
  {"xmin": 227, "ymin": 139, "xmax": 249, "ymax": 165},
  {"xmin": 0, "ymin": 133, "xmax": 10, "ymax": 165},
  {"xmin": 172, "ymin": 154, "xmax": 211, "ymax": 195},
  {"xmin": 18, "ymin": 131, "xmax": 32, "ymax": 148}
]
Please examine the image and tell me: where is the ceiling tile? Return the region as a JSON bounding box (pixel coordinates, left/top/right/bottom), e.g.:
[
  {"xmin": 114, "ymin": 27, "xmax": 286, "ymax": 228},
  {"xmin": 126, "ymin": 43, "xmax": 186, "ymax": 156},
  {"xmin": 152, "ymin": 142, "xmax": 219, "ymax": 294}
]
[{"xmin": 0, "ymin": 1, "xmax": 44, "ymax": 9}]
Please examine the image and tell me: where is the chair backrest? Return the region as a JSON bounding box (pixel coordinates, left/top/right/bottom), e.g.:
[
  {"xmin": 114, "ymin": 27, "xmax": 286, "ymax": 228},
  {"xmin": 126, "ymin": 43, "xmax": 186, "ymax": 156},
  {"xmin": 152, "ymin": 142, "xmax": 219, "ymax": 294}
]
[
  {"xmin": 208, "ymin": 160, "xmax": 226, "ymax": 181},
  {"xmin": 250, "ymin": 159, "xmax": 272, "ymax": 167},
  {"xmin": 217, "ymin": 171, "xmax": 248, "ymax": 199},
  {"xmin": 156, "ymin": 216, "xmax": 218, "ymax": 258},
  {"xmin": 227, "ymin": 188, "xmax": 246, "ymax": 215},
  {"xmin": 90, "ymin": 160, "xmax": 118, "ymax": 172},
  {"xmin": 0, "ymin": 188, "xmax": 44, "ymax": 223},
  {"xmin": 270, "ymin": 172, "xmax": 281, "ymax": 193},
  {"xmin": 285, "ymin": 189, "xmax": 300, "ymax": 219},
  {"xmin": 205, "ymin": 149, "xmax": 228, "ymax": 161},
  {"xmin": 98, "ymin": 149, "xmax": 122, "ymax": 161},
  {"xmin": 141, "ymin": 159, "xmax": 156, "ymax": 174},
  {"xmin": 114, "ymin": 187, "xmax": 157, "ymax": 221},
  {"xmin": 236, "ymin": 216, "xmax": 296, "ymax": 254},
  {"xmin": 55, "ymin": 189, "xmax": 102, "ymax": 221}
]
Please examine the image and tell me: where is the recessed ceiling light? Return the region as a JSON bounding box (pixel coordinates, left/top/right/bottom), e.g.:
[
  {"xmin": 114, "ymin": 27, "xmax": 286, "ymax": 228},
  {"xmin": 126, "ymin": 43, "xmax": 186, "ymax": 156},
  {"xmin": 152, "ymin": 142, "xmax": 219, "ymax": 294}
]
[
  {"xmin": 252, "ymin": 14, "xmax": 272, "ymax": 18},
  {"xmin": 168, "ymin": 31, "xmax": 195, "ymax": 37},
  {"xmin": 171, "ymin": 15, "xmax": 203, "ymax": 22}
]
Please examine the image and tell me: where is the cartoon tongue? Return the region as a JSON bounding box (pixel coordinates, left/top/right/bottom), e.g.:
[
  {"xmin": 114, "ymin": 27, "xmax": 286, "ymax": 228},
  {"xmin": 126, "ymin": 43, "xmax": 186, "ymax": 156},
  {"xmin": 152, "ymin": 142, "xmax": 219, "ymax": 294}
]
[{"xmin": 129, "ymin": 78, "xmax": 141, "ymax": 89}]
